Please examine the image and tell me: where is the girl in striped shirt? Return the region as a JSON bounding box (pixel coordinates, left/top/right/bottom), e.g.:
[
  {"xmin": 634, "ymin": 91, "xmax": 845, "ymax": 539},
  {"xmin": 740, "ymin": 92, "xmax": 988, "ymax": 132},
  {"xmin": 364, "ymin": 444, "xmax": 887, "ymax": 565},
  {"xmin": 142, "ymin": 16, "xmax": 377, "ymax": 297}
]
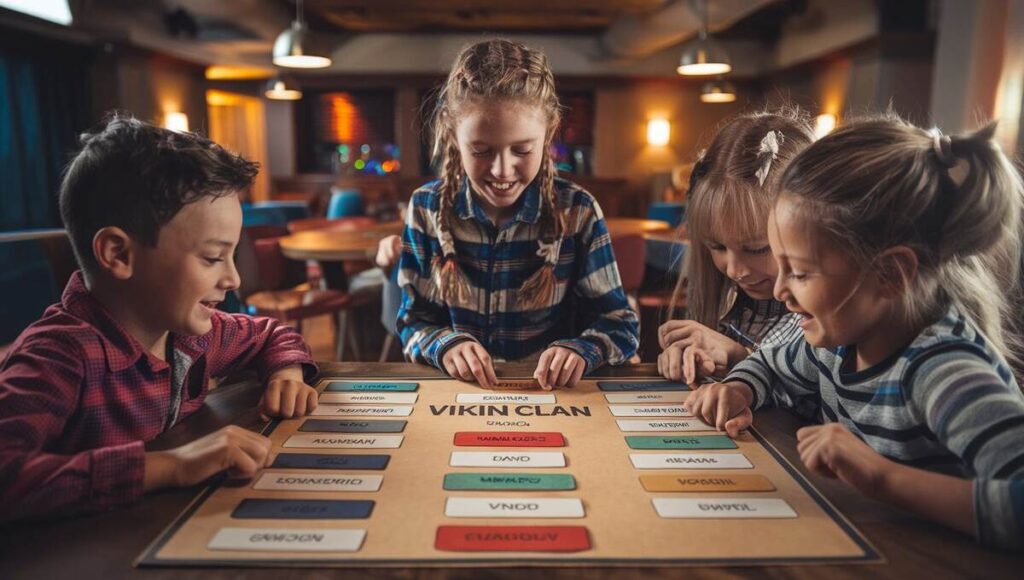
[
  {"xmin": 658, "ymin": 111, "xmax": 814, "ymax": 386},
  {"xmin": 397, "ymin": 39, "xmax": 639, "ymax": 389},
  {"xmin": 688, "ymin": 115, "xmax": 1024, "ymax": 549}
]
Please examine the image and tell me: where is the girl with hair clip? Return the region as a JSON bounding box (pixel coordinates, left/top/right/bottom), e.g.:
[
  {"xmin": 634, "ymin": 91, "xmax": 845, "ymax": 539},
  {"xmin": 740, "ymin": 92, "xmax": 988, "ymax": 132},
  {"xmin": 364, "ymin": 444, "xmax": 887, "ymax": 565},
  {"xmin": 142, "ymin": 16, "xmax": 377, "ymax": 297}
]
[
  {"xmin": 397, "ymin": 39, "xmax": 639, "ymax": 390},
  {"xmin": 686, "ymin": 115, "xmax": 1024, "ymax": 549},
  {"xmin": 657, "ymin": 111, "xmax": 815, "ymax": 386}
]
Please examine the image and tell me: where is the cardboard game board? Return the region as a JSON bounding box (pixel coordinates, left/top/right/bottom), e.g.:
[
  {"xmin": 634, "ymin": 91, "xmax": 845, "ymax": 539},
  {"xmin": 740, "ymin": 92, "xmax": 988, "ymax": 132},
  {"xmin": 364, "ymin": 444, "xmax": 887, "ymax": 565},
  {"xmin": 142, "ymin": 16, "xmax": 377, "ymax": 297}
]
[{"xmin": 138, "ymin": 376, "xmax": 881, "ymax": 567}]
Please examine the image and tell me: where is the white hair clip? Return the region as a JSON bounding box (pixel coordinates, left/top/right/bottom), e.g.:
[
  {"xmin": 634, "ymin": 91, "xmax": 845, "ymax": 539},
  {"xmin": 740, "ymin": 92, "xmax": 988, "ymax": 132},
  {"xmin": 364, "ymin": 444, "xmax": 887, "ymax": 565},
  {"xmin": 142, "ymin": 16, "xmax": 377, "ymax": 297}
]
[
  {"xmin": 536, "ymin": 239, "xmax": 561, "ymax": 265},
  {"xmin": 929, "ymin": 127, "xmax": 956, "ymax": 168},
  {"xmin": 754, "ymin": 130, "xmax": 784, "ymax": 186}
]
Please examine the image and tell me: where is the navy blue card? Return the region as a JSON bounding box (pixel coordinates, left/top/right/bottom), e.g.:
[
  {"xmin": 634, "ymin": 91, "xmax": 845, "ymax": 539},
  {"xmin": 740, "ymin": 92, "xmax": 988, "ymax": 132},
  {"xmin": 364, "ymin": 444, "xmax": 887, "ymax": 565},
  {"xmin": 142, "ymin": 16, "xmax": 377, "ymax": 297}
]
[
  {"xmin": 299, "ymin": 419, "xmax": 407, "ymax": 433},
  {"xmin": 232, "ymin": 499, "xmax": 374, "ymax": 519},
  {"xmin": 596, "ymin": 381, "xmax": 690, "ymax": 392},
  {"xmin": 272, "ymin": 453, "xmax": 390, "ymax": 470}
]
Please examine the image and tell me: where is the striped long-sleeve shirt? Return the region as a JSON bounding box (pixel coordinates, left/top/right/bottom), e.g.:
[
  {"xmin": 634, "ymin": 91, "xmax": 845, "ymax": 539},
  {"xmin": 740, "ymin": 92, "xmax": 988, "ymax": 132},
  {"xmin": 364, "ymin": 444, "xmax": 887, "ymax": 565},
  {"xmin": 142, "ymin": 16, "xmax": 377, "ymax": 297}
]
[
  {"xmin": 725, "ymin": 306, "xmax": 1024, "ymax": 549},
  {"xmin": 397, "ymin": 177, "xmax": 640, "ymax": 372}
]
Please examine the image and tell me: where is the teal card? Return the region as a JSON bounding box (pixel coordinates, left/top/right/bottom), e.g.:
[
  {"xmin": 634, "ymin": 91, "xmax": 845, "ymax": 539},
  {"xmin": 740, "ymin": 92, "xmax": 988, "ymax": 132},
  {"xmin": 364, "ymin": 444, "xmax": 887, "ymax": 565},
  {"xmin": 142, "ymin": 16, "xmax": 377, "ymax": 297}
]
[
  {"xmin": 443, "ymin": 473, "xmax": 577, "ymax": 491},
  {"xmin": 625, "ymin": 435, "xmax": 738, "ymax": 450},
  {"xmin": 324, "ymin": 381, "xmax": 419, "ymax": 392}
]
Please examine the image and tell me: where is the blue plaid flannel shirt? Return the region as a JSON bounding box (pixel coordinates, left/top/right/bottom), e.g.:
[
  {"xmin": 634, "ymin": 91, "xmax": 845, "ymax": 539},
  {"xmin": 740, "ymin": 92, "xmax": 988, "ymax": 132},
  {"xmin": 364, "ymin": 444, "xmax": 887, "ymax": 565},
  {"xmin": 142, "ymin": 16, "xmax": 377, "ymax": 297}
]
[{"xmin": 396, "ymin": 177, "xmax": 640, "ymax": 372}]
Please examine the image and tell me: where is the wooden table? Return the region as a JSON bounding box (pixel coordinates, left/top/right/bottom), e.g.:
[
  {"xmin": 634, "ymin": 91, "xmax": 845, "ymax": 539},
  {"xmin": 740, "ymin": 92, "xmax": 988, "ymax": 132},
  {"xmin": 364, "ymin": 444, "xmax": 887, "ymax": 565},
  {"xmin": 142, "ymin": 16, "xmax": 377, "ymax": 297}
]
[
  {"xmin": 4, "ymin": 363, "xmax": 1020, "ymax": 579},
  {"xmin": 605, "ymin": 218, "xmax": 673, "ymax": 238},
  {"xmin": 279, "ymin": 221, "xmax": 404, "ymax": 262}
]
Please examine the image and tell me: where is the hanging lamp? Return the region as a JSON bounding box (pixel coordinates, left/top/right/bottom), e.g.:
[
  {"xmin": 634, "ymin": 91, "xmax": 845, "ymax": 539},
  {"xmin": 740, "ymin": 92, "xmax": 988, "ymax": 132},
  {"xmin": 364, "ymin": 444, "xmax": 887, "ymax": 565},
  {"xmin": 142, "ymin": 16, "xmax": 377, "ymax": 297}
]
[
  {"xmin": 264, "ymin": 77, "xmax": 303, "ymax": 100},
  {"xmin": 700, "ymin": 77, "xmax": 737, "ymax": 103},
  {"xmin": 677, "ymin": 0, "xmax": 732, "ymax": 76},
  {"xmin": 273, "ymin": 0, "xmax": 332, "ymax": 69}
]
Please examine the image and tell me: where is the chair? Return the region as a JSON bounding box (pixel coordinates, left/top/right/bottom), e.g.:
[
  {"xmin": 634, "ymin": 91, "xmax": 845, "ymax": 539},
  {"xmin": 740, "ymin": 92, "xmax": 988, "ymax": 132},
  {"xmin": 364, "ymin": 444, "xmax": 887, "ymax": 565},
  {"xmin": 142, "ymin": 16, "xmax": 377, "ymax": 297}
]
[
  {"xmin": 610, "ymin": 234, "xmax": 646, "ymax": 297},
  {"xmin": 241, "ymin": 204, "xmax": 289, "ymax": 227},
  {"xmin": 378, "ymin": 266, "xmax": 402, "ymax": 362},
  {"xmin": 235, "ymin": 226, "xmax": 363, "ymax": 360},
  {"xmin": 647, "ymin": 201, "xmax": 685, "ymax": 228},
  {"xmin": 251, "ymin": 200, "xmax": 309, "ymax": 222},
  {"xmin": 327, "ymin": 188, "xmax": 365, "ymax": 219}
]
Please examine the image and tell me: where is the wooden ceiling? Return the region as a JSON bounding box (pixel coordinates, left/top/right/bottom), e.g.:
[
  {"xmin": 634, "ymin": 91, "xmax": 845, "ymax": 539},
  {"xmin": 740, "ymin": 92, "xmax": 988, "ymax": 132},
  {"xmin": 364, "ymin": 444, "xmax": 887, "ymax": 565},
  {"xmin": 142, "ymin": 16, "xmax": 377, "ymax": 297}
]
[{"xmin": 305, "ymin": 0, "xmax": 669, "ymax": 33}]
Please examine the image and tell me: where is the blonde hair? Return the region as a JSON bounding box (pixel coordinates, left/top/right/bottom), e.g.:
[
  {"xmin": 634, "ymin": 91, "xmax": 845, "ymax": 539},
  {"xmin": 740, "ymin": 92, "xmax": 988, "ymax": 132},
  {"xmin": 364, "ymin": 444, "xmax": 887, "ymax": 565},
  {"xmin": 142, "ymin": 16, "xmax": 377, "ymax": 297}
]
[
  {"xmin": 671, "ymin": 109, "xmax": 815, "ymax": 328},
  {"xmin": 779, "ymin": 115, "xmax": 1024, "ymax": 364},
  {"xmin": 429, "ymin": 39, "xmax": 565, "ymax": 310}
]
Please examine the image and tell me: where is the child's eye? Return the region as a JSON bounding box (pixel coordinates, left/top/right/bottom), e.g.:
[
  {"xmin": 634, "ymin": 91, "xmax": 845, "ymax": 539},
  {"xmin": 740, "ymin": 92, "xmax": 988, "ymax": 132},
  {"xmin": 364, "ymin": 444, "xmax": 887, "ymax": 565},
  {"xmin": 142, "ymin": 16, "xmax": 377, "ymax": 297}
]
[
  {"xmin": 512, "ymin": 148, "xmax": 533, "ymax": 156},
  {"xmin": 204, "ymin": 257, "xmax": 224, "ymax": 265},
  {"xmin": 471, "ymin": 149, "xmax": 492, "ymax": 157},
  {"xmin": 745, "ymin": 246, "xmax": 771, "ymax": 255},
  {"xmin": 704, "ymin": 243, "xmax": 725, "ymax": 252},
  {"xmin": 787, "ymin": 272, "xmax": 807, "ymax": 281}
]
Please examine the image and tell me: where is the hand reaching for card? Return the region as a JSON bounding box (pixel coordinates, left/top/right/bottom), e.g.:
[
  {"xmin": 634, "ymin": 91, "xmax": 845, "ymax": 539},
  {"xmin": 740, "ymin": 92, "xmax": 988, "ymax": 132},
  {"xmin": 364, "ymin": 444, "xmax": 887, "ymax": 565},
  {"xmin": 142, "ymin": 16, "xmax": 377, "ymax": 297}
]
[
  {"xmin": 143, "ymin": 425, "xmax": 272, "ymax": 491},
  {"xmin": 683, "ymin": 381, "xmax": 754, "ymax": 437},
  {"xmin": 260, "ymin": 367, "xmax": 318, "ymax": 421},
  {"xmin": 442, "ymin": 340, "xmax": 498, "ymax": 389},
  {"xmin": 658, "ymin": 344, "xmax": 719, "ymax": 385},
  {"xmin": 533, "ymin": 346, "xmax": 586, "ymax": 391}
]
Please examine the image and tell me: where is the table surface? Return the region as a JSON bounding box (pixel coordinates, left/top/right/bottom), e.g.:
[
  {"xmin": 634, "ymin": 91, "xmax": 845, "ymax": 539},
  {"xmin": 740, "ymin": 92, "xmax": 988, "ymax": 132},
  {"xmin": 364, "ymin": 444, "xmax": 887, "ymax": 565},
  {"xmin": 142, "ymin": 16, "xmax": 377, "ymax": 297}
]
[
  {"xmin": 279, "ymin": 221, "xmax": 405, "ymax": 262},
  {"xmin": 4, "ymin": 362, "xmax": 1020, "ymax": 579}
]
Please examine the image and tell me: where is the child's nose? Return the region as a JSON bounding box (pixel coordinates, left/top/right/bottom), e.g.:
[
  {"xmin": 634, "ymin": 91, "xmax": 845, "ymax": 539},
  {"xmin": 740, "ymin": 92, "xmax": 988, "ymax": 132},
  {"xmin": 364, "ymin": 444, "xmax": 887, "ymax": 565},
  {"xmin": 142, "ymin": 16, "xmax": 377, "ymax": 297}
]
[
  {"xmin": 773, "ymin": 272, "xmax": 788, "ymax": 302},
  {"xmin": 222, "ymin": 259, "xmax": 241, "ymax": 291},
  {"xmin": 725, "ymin": 252, "xmax": 748, "ymax": 281},
  {"xmin": 491, "ymin": 152, "xmax": 514, "ymax": 179}
]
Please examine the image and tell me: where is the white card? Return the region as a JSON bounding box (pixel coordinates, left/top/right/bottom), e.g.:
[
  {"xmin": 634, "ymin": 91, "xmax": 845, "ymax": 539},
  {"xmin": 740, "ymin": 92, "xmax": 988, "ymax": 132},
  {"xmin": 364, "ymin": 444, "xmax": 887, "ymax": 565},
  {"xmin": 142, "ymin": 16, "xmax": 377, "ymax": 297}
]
[
  {"xmin": 616, "ymin": 419, "xmax": 715, "ymax": 432},
  {"xmin": 609, "ymin": 405, "xmax": 693, "ymax": 417},
  {"xmin": 604, "ymin": 392, "xmax": 687, "ymax": 404},
  {"xmin": 652, "ymin": 498, "xmax": 796, "ymax": 519},
  {"xmin": 449, "ymin": 451, "xmax": 566, "ymax": 468},
  {"xmin": 445, "ymin": 497, "xmax": 585, "ymax": 518},
  {"xmin": 319, "ymin": 392, "xmax": 418, "ymax": 404},
  {"xmin": 629, "ymin": 453, "xmax": 752, "ymax": 469},
  {"xmin": 310, "ymin": 405, "xmax": 414, "ymax": 417},
  {"xmin": 456, "ymin": 393, "xmax": 556, "ymax": 404},
  {"xmin": 208, "ymin": 527, "xmax": 366, "ymax": 552},
  {"xmin": 253, "ymin": 472, "xmax": 383, "ymax": 492},
  {"xmin": 283, "ymin": 434, "xmax": 404, "ymax": 449}
]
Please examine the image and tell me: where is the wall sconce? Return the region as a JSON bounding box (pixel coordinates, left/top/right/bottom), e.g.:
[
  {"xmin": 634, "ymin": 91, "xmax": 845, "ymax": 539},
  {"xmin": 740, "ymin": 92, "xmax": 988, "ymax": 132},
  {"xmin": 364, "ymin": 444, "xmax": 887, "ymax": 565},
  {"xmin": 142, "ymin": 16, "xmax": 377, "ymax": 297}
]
[
  {"xmin": 647, "ymin": 119, "xmax": 671, "ymax": 146},
  {"xmin": 815, "ymin": 113, "xmax": 837, "ymax": 138},
  {"xmin": 164, "ymin": 112, "xmax": 189, "ymax": 132}
]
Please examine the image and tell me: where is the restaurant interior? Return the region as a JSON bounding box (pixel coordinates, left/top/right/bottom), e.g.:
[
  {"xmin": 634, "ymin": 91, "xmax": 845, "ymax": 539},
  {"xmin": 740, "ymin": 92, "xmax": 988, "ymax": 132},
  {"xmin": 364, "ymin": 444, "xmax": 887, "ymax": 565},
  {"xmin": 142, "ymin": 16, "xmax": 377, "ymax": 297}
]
[{"xmin": 2, "ymin": 0, "xmax": 1022, "ymax": 362}]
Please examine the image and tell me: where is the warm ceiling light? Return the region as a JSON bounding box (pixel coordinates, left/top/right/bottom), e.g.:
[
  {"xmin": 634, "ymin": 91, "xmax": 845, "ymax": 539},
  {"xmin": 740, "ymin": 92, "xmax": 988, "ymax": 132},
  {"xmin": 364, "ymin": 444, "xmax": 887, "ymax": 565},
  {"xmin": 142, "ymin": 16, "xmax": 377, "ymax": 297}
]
[
  {"xmin": 815, "ymin": 113, "xmax": 837, "ymax": 137},
  {"xmin": 677, "ymin": 0, "xmax": 731, "ymax": 76},
  {"xmin": 700, "ymin": 78, "xmax": 737, "ymax": 103},
  {"xmin": 164, "ymin": 112, "xmax": 189, "ymax": 132},
  {"xmin": 647, "ymin": 119, "xmax": 671, "ymax": 146},
  {"xmin": 273, "ymin": 0, "xmax": 332, "ymax": 69},
  {"xmin": 264, "ymin": 78, "xmax": 303, "ymax": 100}
]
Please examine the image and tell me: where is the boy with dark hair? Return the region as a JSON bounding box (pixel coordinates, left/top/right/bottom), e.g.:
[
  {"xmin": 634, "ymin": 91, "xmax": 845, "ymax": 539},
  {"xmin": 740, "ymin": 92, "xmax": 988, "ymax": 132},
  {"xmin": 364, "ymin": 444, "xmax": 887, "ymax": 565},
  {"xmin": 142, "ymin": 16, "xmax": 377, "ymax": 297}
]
[{"xmin": 0, "ymin": 114, "xmax": 319, "ymax": 521}]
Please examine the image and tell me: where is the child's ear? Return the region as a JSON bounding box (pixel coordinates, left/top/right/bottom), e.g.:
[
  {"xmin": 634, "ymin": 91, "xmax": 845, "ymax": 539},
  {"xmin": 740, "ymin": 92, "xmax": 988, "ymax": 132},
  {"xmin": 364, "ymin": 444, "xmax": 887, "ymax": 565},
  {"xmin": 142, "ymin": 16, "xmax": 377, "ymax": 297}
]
[
  {"xmin": 92, "ymin": 226, "xmax": 135, "ymax": 280},
  {"xmin": 874, "ymin": 246, "xmax": 919, "ymax": 298}
]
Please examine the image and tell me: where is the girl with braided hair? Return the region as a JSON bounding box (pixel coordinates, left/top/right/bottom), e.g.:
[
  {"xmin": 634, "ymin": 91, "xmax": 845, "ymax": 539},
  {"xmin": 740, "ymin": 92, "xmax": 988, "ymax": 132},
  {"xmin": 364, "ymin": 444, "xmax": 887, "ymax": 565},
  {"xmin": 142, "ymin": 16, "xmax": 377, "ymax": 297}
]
[
  {"xmin": 658, "ymin": 111, "xmax": 816, "ymax": 386},
  {"xmin": 397, "ymin": 39, "xmax": 639, "ymax": 390}
]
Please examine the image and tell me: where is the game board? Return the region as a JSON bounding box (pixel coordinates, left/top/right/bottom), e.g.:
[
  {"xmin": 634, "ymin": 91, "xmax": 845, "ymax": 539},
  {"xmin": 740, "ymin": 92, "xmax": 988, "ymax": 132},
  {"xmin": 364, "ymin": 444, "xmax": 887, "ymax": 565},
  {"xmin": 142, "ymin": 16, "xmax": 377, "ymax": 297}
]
[{"xmin": 138, "ymin": 376, "xmax": 881, "ymax": 567}]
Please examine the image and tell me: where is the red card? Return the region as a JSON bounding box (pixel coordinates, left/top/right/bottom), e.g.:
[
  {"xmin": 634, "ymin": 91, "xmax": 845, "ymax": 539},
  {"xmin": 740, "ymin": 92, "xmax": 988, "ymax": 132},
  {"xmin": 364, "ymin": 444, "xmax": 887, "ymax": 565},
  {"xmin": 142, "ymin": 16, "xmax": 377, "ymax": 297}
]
[
  {"xmin": 435, "ymin": 525, "xmax": 591, "ymax": 552},
  {"xmin": 453, "ymin": 432, "xmax": 566, "ymax": 447}
]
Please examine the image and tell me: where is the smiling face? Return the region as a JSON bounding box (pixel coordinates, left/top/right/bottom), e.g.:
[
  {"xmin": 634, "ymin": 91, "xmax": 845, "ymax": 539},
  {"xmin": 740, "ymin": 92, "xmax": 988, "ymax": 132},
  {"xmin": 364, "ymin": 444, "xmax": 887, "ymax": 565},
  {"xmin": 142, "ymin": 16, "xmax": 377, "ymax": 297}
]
[
  {"xmin": 454, "ymin": 99, "xmax": 548, "ymax": 222},
  {"xmin": 768, "ymin": 196, "xmax": 890, "ymax": 349},
  {"xmin": 704, "ymin": 229, "xmax": 778, "ymax": 300},
  {"xmin": 130, "ymin": 193, "xmax": 243, "ymax": 337}
]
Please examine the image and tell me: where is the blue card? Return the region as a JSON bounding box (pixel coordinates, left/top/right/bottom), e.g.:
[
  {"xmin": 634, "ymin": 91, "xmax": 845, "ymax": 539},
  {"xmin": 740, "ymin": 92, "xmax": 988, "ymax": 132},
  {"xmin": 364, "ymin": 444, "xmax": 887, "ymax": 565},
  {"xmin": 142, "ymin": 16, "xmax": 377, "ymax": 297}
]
[
  {"xmin": 232, "ymin": 499, "xmax": 374, "ymax": 519},
  {"xmin": 299, "ymin": 419, "xmax": 407, "ymax": 433},
  {"xmin": 325, "ymin": 381, "xmax": 419, "ymax": 392},
  {"xmin": 272, "ymin": 453, "xmax": 390, "ymax": 470},
  {"xmin": 597, "ymin": 381, "xmax": 690, "ymax": 392}
]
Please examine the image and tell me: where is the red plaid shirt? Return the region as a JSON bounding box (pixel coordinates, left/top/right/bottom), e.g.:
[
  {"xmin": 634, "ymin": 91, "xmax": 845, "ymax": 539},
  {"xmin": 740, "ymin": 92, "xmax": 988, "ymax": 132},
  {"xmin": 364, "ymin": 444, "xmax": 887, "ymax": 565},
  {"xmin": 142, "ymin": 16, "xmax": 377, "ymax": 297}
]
[{"xmin": 0, "ymin": 272, "xmax": 317, "ymax": 521}]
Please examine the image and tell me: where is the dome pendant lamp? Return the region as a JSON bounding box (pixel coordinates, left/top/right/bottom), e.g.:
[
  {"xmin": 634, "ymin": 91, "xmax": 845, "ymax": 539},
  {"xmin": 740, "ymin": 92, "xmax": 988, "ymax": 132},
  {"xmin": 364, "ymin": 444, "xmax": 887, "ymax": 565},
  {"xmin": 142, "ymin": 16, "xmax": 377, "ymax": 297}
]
[
  {"xmin": 677, "ymin": 0, "xmax": 732, "ymax": 76},
  {"xmin": 273, "ymin": 0, "xmax": 332, "ymax": 69}
]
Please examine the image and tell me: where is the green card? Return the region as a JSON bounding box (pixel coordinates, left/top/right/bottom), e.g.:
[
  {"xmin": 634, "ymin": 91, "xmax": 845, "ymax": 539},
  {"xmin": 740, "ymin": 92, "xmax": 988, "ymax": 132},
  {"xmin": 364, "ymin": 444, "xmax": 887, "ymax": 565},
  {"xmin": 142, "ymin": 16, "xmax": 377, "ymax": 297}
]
[
  {"xmin": 443, "ymin": 473, "xmax": 577, "ymax": 491},
  {"xmin": 625, "ymin": 435, "xmax": 738, "ymax": 450},
  {"xmin": 324, "ymin": 381, "xmax": 419, "ymax": 392}
]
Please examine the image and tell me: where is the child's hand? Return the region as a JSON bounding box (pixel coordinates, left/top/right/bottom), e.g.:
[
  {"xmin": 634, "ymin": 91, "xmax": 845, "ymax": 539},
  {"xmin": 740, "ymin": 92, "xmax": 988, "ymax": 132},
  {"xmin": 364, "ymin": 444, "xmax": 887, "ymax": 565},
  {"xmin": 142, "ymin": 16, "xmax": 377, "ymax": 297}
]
[
  {"xmin": 442, "ymin": 341, "xmax": 497, "ymax": 388},
  {"xmin": 260, "ymin": 366, "xmax": 318, "ymax": 421},
  {"xmin": 797, "ymin": 423, "xmax": 893, "ymax": 497},
  {"xmin": 658, "ymin": 320, "xmax": 748, "ymax": 368},
  {"xmin": 144, "ymin": 425, "xmax": 271, "ymax": 491},
  {"xmin": 658, "ymin": 344, "xmax": 717, "ymax": 385},
  {"xmin": 683, "ymin": 381, "xmax": 754, "ymax": 437},
  {"xmin": 375, "ymin": 234, "xmax": 402, "ymax": 269},
  {"xmin": 534, "ymin": 347, "xmax": 586, "ymax": 391}
]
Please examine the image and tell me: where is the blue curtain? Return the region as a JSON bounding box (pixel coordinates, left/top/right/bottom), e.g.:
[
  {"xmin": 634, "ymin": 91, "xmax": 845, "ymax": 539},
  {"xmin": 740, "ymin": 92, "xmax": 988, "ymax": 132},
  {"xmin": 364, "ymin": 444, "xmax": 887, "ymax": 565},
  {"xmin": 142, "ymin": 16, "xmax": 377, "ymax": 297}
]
[{"xmin": 0, "ymin": 35, "xmax": 92, "ymax": 232}]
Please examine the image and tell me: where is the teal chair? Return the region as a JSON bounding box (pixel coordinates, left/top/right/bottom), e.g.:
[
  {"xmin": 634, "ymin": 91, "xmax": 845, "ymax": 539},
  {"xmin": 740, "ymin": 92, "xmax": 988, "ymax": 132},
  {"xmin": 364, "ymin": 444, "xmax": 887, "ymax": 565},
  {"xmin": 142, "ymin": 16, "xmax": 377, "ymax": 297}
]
[
  {"xmin": 327, "ymin": 188, "xmax": 365, "ymax": 219},
  {"xmin": 647, "ymin": 201, "xmax": 685, "ymax": 228}
]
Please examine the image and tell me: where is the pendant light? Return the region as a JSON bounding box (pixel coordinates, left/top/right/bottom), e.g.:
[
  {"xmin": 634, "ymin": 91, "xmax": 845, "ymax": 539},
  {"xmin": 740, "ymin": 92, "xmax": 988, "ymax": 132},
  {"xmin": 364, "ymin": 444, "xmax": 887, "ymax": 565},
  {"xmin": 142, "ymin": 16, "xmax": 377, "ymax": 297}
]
[
  {"xmin": 273, "ymin": 0, "xmax": 332, "ymax": 69},
  {"xmin": 264, "ymin": 77, "xmax": 303, "ymax": 100},
  {"xmin": 700, "ymin": 77, "xmax": 737, "ymax": 103},
  {"xmin": 677, "ymin": 0, "xmax": 732, "ymax": 76}
]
